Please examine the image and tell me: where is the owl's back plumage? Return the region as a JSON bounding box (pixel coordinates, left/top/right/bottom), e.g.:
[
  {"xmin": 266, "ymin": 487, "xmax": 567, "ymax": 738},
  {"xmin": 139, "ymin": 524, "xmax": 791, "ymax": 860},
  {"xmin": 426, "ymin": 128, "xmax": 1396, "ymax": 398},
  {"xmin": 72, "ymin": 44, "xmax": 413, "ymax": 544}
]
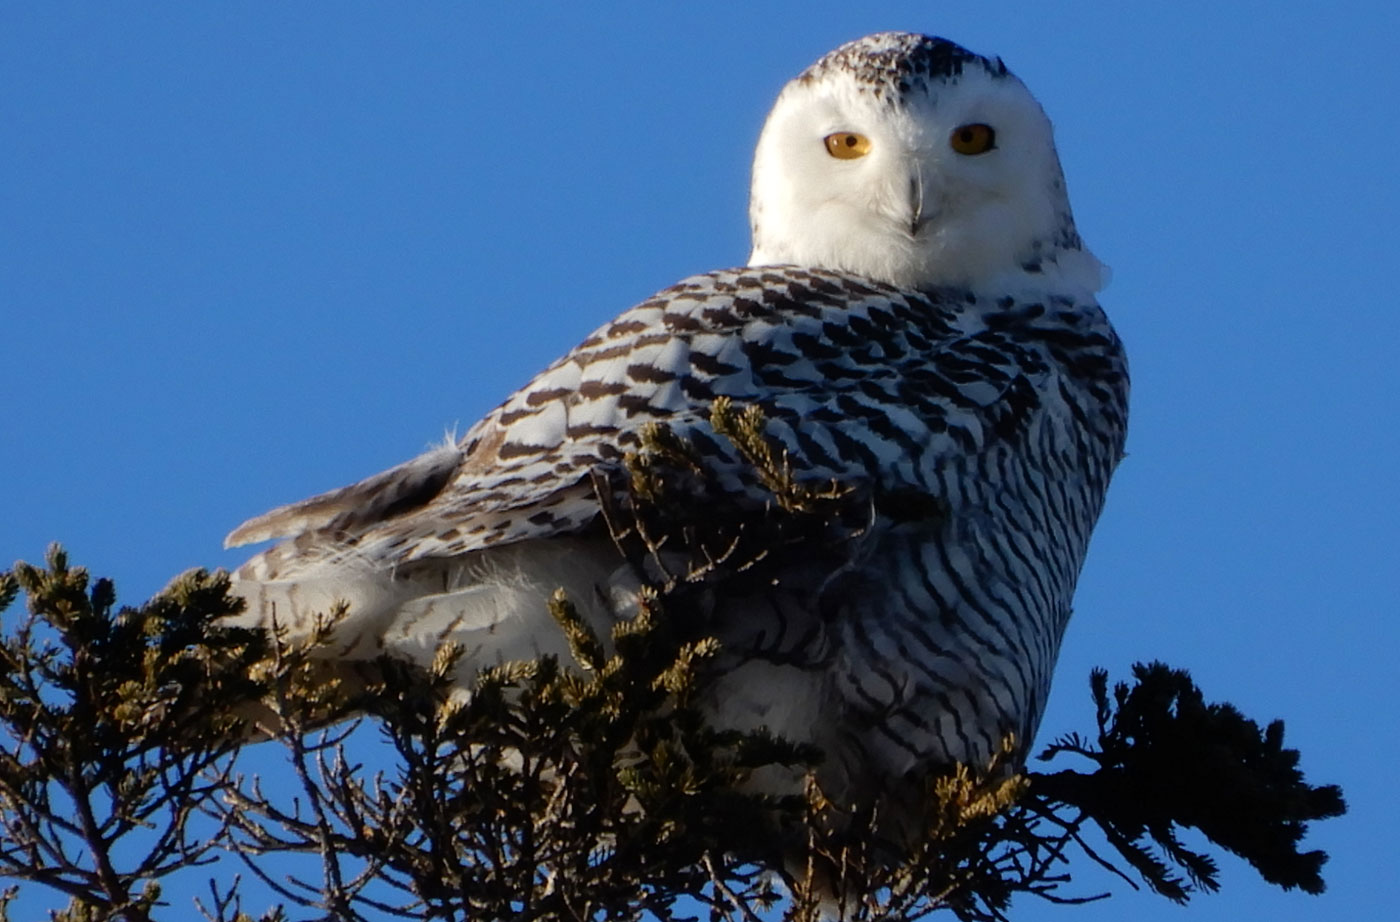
[{"xmin": 227, "ymin": 32, "xmax": 1128, "ymax": 807}]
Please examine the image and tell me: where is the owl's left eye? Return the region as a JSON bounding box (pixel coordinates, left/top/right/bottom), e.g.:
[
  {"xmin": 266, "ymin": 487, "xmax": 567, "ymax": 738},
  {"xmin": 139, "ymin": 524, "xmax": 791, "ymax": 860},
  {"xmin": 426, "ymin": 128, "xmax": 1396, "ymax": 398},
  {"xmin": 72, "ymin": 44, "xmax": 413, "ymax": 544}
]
[
  {"xmin": 950, "ymin": 123, "xmax": 996, "ymax": 155},
  {"xmin": 824, "ymin": 132, "xmax": 871, "ymax": 159}
]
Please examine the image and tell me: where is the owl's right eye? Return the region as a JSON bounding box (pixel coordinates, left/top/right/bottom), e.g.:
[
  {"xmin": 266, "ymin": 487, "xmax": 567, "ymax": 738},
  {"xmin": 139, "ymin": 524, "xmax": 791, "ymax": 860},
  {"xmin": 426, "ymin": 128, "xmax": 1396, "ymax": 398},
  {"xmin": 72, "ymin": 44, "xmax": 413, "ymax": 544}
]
[{"xmin": 824, "ymin": 132, "xmax": 871, "ymax": 159}]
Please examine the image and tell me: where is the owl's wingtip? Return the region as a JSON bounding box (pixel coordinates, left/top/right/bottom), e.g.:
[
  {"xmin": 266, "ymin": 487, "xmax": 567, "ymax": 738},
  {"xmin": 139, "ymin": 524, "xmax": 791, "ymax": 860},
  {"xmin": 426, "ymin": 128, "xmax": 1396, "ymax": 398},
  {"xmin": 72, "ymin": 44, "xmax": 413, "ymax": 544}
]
[
  {"xmin": 223, "ymin": 513, "xmax": 278, "ymax": 549},
  {"xmin": 224, "ymin": 499, "xmax": 329, "ymax": 548}
]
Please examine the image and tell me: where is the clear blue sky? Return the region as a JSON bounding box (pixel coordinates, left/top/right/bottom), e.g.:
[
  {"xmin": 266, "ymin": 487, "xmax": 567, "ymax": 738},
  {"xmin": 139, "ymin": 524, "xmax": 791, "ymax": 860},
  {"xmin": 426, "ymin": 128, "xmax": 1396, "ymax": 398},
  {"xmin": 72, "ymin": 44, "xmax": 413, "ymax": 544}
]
[{"xmin": 4, "ymin": 3, "xmax": 1396, "ymax": 919}]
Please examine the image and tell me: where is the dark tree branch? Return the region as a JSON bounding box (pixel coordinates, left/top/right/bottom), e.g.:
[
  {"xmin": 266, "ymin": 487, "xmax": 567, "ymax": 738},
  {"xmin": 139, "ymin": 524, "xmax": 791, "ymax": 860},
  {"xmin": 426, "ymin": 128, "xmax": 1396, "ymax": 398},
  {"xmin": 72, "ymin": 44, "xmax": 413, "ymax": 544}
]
[{"xmin": 0, "ymin": 414, "xmax": 1346, "ymax": 920}]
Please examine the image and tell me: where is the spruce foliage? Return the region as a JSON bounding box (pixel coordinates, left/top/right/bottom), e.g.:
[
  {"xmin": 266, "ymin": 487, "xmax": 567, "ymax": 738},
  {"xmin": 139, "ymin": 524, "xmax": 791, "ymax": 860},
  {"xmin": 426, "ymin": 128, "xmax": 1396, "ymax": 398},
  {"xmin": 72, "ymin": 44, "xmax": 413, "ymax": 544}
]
[{"xmin": 0, "ymin": 407, "xmax": 1345, "ymax": 920}]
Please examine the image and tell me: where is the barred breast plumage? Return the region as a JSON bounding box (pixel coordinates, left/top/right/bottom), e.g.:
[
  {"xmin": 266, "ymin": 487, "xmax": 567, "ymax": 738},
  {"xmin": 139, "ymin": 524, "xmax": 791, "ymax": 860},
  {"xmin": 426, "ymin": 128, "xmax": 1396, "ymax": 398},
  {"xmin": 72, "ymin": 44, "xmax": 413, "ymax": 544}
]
[{"xmin": 226, "ymin": 31, "xmax": 1128, "ymax": 806}]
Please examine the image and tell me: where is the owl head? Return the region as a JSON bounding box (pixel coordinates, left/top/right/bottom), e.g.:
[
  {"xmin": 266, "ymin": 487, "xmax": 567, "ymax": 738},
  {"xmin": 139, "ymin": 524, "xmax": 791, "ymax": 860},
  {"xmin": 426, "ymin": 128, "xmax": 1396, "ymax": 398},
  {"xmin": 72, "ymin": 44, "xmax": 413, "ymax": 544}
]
[{"xmin": 748, "ymin": 32, "xmax": 1104, "ymax": 296}]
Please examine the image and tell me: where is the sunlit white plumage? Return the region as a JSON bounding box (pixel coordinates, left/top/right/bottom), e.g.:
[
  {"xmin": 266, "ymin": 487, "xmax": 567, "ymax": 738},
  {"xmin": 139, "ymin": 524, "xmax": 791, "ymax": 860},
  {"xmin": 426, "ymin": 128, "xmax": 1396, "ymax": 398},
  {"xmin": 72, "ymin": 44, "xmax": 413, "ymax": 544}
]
[
  {"xmin": 747, "ymin": 34, "xmax": 1105, "ymax": 295},
  {"xmin": 226, "ymin": 32, "xmax": 1128, "ymax": 807}
]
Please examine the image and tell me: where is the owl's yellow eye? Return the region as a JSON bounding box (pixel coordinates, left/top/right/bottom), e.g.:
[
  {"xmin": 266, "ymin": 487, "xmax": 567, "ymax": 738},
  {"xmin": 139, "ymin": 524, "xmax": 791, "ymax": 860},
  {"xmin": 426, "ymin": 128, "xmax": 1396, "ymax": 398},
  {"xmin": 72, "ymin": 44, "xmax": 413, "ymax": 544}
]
[
  {"xmin": 950, "ymin": 123, "xmax": 996, "ymax": 155},
  {"xmin": 824, "ymin": 132, "xmax": 871, "ymax": 159}
]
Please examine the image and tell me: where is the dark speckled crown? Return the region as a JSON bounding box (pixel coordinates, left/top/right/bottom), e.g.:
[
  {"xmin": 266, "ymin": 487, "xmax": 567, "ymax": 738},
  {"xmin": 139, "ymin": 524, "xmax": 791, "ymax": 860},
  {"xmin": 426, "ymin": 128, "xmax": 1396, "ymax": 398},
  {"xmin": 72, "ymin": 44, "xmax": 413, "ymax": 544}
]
[{"xmin": 798, "ymin": 32, "xmax": 1009, "ymax": 100}]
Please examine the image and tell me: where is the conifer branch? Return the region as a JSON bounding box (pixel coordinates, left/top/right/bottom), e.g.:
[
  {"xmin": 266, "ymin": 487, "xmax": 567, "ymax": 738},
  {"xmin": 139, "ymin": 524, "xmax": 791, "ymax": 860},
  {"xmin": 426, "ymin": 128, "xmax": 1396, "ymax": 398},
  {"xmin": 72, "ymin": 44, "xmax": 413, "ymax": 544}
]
[{"xmin": 0, "ymin": 407, "xmax": 1345, "ymax": 919}]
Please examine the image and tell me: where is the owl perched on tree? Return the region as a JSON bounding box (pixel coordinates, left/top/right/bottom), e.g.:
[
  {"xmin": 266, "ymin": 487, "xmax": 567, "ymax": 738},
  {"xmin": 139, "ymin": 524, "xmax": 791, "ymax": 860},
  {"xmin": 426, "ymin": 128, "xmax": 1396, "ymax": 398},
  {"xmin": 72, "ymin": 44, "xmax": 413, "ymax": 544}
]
[{"xmin": 226, "ymin": 32, "xmax": 1128, "ymax": 807}]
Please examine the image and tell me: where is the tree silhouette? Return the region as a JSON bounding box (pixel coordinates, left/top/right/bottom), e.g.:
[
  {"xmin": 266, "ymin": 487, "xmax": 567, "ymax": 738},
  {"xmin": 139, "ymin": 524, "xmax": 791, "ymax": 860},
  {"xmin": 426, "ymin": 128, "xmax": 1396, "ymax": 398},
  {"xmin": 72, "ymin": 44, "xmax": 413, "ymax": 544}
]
[{"xmin": 0, "ymin": 407, "xmax": 1345, "ymax": 920}]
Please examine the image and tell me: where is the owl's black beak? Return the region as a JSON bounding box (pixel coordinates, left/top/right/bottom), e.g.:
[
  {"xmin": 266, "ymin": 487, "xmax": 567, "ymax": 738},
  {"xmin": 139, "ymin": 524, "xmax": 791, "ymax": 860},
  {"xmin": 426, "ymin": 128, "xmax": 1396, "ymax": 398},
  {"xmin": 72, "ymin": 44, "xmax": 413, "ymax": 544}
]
[{"xmin": 908, "ymin": 169, "xmax": 927, "ymax": 237}]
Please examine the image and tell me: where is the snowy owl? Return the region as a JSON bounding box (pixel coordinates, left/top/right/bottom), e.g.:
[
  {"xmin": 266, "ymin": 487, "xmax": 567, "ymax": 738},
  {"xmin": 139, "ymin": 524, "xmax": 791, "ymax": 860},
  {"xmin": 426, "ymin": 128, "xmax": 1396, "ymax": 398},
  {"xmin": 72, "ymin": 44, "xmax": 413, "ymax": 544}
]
[{"xmin": 226, "ymin": 32, "xmax": 1128, "ymax": 807}]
